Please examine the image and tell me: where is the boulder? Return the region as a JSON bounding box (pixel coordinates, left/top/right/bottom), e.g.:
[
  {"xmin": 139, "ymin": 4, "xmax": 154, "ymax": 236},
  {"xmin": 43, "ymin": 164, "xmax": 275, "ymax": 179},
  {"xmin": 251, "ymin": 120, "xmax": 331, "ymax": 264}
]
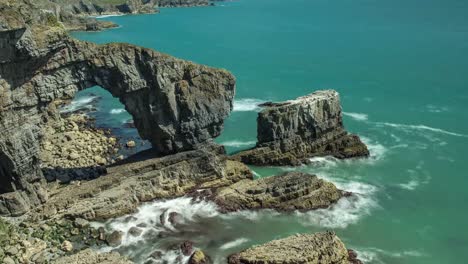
[
  {"xmin": 233, "ymin": 90, "xmax": 369, "ymax": 166},
  {"xmin": 227, "ymin": 232, "xmax": 350, "ymax": 264},
  {"xmin": 189, "ymin": 250, "xmax": 212, "ymax": 264},
  {"xmin": 214, "ymin": 172, "xmax": 344, "ymax": 212},
  {"xmin": 106, "ymin": 231, "xmax": 124, "ymax": 247},
  {"xmin": 60, "ymin": 241, "xmax": 73, "ymax": 252},
  {"xmin": 180, "ymin": 240, "xmax": 194, "ymax": 256}
]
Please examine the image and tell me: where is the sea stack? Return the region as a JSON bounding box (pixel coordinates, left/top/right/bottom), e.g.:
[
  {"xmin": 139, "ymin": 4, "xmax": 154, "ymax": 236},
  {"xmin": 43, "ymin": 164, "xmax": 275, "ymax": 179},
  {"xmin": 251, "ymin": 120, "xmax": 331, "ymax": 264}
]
[{"xmin": 233, "ymin": 90, "xmax": 369, "ymax": 166}]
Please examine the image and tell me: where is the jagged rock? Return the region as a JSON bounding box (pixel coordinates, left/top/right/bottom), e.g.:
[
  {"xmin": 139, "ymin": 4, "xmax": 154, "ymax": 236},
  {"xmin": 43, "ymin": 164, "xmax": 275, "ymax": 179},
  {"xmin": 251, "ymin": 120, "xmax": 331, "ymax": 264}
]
[
  {"xmin": 189, "ymin": 250, "xmax": 212, "ymax": 264},
  {"xmin": 214, "ymin": 172, "xmax": 344, "ymax": 212},
  {"xmin": 348, "ymin": 249, "xmax": 363, "ymax": 264},
  {"xmin": 232, "ymin": 90, "xmax": 369, "ymax": 166},
  {"xmin": 51, "ymin": 248, "xmax": 132, "ymax": 264},
  {"xmin": 33, "ymin": 146, "xmax": 252, "ymax": 221},
  {"xmin": 227, "ymin": 232, "xmax": 350, "ymax": 264},
  {"xmin": 157, "ymin": 0, "xmax": 209, "ymax": 8},
  {"xmin": 74, "ymin": 218, "xmax": 89, "ymax": 228},
  {"xmin": 0, "ymin": 0, "xmax": 235, "ymax": 216}
]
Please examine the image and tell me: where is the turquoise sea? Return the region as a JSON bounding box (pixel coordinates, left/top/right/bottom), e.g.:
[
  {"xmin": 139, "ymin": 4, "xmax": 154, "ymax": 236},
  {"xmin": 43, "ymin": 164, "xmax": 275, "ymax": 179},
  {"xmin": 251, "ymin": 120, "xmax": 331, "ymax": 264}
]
[{"xmin": 71, "ymin": 0, "xmax": 468, "ymax": 263}]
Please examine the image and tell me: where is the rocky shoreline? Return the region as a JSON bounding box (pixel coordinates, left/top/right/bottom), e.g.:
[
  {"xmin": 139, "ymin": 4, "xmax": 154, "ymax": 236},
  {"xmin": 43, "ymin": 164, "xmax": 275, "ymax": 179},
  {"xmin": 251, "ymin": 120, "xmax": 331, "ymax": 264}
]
[{"xmin": 1, "ymin": 1, "xmax": 365, "ymax": 263}]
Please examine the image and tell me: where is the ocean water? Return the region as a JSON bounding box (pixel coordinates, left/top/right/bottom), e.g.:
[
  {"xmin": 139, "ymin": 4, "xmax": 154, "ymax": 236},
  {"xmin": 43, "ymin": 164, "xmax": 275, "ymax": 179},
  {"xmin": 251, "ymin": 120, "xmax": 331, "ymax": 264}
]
[{"xmin": 71, "ymin": 0, "xmax": 468, "ymax": 263}]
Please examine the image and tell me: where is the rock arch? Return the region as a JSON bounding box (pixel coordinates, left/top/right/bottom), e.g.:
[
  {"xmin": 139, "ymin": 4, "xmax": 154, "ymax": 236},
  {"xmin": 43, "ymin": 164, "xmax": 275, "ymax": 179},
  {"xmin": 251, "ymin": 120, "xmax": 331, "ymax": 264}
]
[{"xmin": 0, "ymin": 27, "xmax": 235, "ymax": 215}]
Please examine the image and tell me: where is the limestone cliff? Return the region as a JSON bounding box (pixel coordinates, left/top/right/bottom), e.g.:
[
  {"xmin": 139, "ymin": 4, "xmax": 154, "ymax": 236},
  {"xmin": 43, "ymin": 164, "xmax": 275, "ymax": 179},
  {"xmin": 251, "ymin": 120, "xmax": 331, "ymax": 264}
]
[
  {"xmin": 233, "ymin": 90, "xmax": 369, "ymax": 166},
  {"xmin": 0, "ymin": 0, "xmax": 235, "ymax": 216}
]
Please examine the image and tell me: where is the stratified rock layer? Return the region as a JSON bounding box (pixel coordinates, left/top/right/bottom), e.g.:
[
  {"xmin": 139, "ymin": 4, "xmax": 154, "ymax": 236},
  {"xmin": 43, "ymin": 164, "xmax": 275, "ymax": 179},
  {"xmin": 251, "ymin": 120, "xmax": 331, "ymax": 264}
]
[
  {"xmin": 227, "ymin": 232, "xmax": 350, "ymax": 264},
  {"xmin": 233, "ymin": 90, "xmax": 369, "ymax": 166},
  {"xmin": 214, "ymin": 172, "xmax": 344, "ymax": 212},
  {"xmin": 0, "ymin": 0, "xmax": 235, "ymax": 216},
  {"xmin": 51, "ymin": 249, "xmax": 132, "ymax": 264},
  {"xmin": 34, "ymin": 146, "xmax": 252, "ymax": 221}
]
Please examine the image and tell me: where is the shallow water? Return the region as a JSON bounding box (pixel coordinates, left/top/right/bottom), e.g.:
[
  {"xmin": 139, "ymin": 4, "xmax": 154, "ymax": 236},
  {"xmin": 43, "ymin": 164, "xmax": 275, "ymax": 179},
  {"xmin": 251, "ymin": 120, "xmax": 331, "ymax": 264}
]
[{"xmin": 71, "ymin": 0, "xmax": 468, "ymax": 263}]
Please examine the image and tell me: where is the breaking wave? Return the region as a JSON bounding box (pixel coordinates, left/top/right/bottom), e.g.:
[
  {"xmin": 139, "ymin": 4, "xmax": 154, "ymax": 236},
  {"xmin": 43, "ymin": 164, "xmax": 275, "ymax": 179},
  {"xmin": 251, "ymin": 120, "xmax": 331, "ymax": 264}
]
[
  {"xmin": 221, "ymin": 140, "xmax": 256, "ymax": 148},
  {"xmin": 94, "ymin": 14, "xmax": 125, "ymax": 19},
  {"xmin": 343, "ymin": 112, "xmax": 369, "ymax": 121},
  {"xmin": 220, "ymin": 238, "xmax": 249, "ymax": 250},
  {"xmin": 110, "ymin": 108, "xmax": 126, "ymax": 114},
  {"xmin": 59, "ymin": 95, "xmax": 99, "ymax": 113},
  {"xmin": 296, "ymin": 180, "xmax": 378, "ymax": 229},
  {"xmin": 233, "ymin": 98, "xmax": 265, "ymax": 112}
]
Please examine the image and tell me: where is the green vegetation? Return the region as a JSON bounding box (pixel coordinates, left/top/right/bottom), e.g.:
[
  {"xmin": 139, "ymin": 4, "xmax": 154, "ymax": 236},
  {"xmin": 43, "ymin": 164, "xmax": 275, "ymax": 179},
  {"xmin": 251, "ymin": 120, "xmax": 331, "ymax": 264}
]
[
  {"xmin": 45, "ymin": 13, "xmax": 61, "ymax": 28},
  {"xmin": 0, "ymin": 218, "xmax": 13, "ymax": 258}
]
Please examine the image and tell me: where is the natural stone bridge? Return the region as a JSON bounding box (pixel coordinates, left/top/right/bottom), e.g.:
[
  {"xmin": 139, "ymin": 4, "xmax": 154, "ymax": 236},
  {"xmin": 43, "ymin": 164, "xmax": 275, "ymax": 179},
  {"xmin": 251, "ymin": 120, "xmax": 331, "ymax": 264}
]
[{"xmin": 0, "ymin": 7, "xmax": 235, "ymax": 215}]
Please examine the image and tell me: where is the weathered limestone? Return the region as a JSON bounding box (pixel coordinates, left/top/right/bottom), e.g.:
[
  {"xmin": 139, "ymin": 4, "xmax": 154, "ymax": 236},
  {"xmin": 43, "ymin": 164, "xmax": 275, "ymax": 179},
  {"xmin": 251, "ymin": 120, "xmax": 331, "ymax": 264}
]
[
  {"xmin": 33, "ymin": 146, "xmax": 252, "ymax": 221},
  {"xmin": 233, "ymin": 90, "xmax": 369, "ymax": 166},
  {"xmin": 227, "ymin": 231, "xmax": 356, "ymax": 264},
  {"xmin": 0, "ymin": 0, "xmax": 235, "ymax": 216},
  {"xmin": 51, "ymin": 249, "xmax": 132, "ymax": 264},
  {"xmin": 214, "ymin": 172, "xmax": 345, "ymax": 212}
]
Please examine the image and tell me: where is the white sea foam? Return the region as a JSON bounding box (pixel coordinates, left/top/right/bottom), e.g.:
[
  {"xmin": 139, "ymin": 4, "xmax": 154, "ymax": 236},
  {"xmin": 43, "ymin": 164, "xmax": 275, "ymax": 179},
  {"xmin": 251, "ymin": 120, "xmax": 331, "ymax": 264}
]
[
  {"xmin": 309, "ymin": 156, "xmax": 340, "ymax": 167},
  {"xmin": 233, "ymin": 98, "xmax": 265, "ymax": 112},
  {"xmin": 221, "ymin": 140, "xmax": 256, "ymax": 147},
  {"xmin": 59, "ymin": 96, "xmax": 99, "ymax": 113},
  {"xmin": 110, "ymin": 108, "xmax": 126, "ymax": 114},
  {"xmin": 375, "ymin": 122, "xmax": 468, "ymax": 138},
  {"xmin": 343, "ymin": 112, "xmax": 369, "ymax": 121},
  {"xmin": 94, "ymin": 14, "xmax": 125, "ymax": 19},
  {"xmin": 356, "ymin": 247, "xmax": 425, "ymax": 262},
  {"xmin": 102, "ymin": 197, "xmax": 219, "ymax": 247},
  {"xmin": 296, "ymin": 180, "xmax": 378, "ymax": 229},
  {"xmin": 220, "ymin": 238, "xmax": 249, "ymax": 250},
  {"xmin": 398, "ymin": 180, "xmax": 420, "ymax": 190},
  {"xmin": 360, "ymin": 137, "xmax": 387, "ymax": 161}
]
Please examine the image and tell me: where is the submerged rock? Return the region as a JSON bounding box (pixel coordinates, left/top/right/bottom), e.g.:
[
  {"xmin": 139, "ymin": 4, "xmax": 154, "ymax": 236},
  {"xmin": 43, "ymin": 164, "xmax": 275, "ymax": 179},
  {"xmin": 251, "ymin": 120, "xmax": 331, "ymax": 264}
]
[
  {"xmin": 227, "ymin": 231, "xmax": 352, "ymax": 264},
  {"xmin": 214, "ymin": 172, "xmax": 344, "ymax": 212},
  {"xmin": 233, "ymin": 90, "xmax": 369, "ymax": 166}
]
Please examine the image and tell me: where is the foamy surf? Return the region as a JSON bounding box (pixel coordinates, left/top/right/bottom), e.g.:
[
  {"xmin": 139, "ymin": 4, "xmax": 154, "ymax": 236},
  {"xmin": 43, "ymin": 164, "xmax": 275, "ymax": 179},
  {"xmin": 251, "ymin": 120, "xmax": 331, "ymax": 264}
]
[
  {"xmin": 59, "ymin": 96, "xmax": 99, "ymax": 113},
  {"xmin": 110, "ymin": 108, "xmax": 126, "ymax": 114},
  {"xmin": 233, "ymin": 98, "xmax": 265, "ymax": 112},
  {"xmin": 94, "ymin": 14, "xmax": 125, "ymax": 19},
  {"xmin": 100, "ymin": 197, "xmax": 219, "ymax": 248},
  {"xmin": 220, "ymin": 238, "xmax": 249, "ymax": 250},
  {"xmin": 221, "ymin": 140, "xmax": 256, "ymax": 147},
  {"xmin": 375, "ymin": 122, "xmax": 468, "ymax": 138},
  {"xmin": 343, "ymin": 112, "xmax": 369, "ymax": 121}
]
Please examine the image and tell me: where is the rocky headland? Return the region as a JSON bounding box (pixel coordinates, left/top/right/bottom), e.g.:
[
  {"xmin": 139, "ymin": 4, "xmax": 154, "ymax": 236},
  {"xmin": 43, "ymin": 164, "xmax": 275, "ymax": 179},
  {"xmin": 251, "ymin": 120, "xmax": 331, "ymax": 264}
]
[
  {"xmin": 233, "ymin": 90, "xmax": 370, "ymax": 166},
  {"xmin": 1, "ymin": 1, "xmax": 368, "ymax": 264}
]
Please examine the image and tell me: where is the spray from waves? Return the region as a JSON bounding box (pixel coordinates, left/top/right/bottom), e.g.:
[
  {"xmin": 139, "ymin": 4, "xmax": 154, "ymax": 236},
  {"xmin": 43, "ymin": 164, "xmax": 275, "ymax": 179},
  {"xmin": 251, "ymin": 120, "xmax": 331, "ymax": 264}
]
[
  {"xmin": 99, "ymin": 197, "xmax": 219, "ymax": 248},
  {"xmin": 221, "ymin": 140, "xmax": 256, "ymax": 148},
  {"xmin": 375, "ymin": 122, "xmax": 468, "ymax": 138},
  {"xmin": 233, "ymin": 98, "xmax": 265, "ymax": 112},
  {"xmin": 343, "ymin": 112, "xmax": 369, "ymax": 121},
  {"xmin": 360, "ymin": 137, "xmax": 387, "ymax": 161},
  {"xmin": 59, "ymin": 96, "xmax": 99, "ymax": 113},
  {"xmin": 220, "ymin": 238, "xmax": 249, "ymax": 250},
  {"xmin": 295, "ymin": 179, "xmax": 379, "ymax": 229},
  {"xmin": 110, "ymin": 108, "xmax": 126, "ymax": 114}
]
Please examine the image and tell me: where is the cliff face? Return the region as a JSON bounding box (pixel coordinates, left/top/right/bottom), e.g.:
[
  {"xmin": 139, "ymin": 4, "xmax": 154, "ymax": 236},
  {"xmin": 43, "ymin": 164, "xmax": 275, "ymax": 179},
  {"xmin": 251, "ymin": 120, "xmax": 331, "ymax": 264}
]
[
  {"xmin": 0, "ymin": 0, "xmax": 235, "ymax": 216},
  {"xmin": 233, "ymin": 90, "xmax": 369, "ymax": 166}
]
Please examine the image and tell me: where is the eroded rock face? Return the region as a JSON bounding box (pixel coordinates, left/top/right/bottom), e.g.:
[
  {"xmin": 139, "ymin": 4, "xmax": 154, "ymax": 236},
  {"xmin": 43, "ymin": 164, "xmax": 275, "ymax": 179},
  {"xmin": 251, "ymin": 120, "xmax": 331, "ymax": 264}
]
[
  {"xmin": 0, "ymin": 0, "xmax": 235, "ymax": 216},
  {"xmin": 233, "ymin": 90, "xmax": 369, "ymax": 166},
  {"xmin": 227, "ymin": 232, "xmax": 351, "ymax": 264},
  {"xmin": 214, "ymin": 172, "xmax": 344, "ymax": 212},
  {"xmin": 51, "ymin": 249, "xmax": 132, "ymax": 264},
  {"xmin": 33, "ymin": 145, "xmax": 252, "ymax": 221}
]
